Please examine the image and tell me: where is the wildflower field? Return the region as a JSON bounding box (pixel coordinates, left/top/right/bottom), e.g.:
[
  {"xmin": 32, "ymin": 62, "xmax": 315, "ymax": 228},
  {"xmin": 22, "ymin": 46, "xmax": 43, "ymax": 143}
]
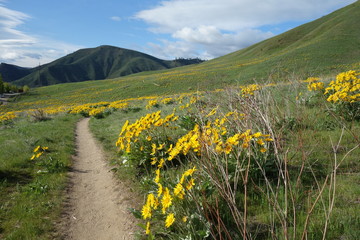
[
  {"xmin": 2, "ymin": 1, "xmax": 360, "ymax": 237},
  {"xmin": 0, "ymin": 69, "xmax": 359, "ymax": 239}
]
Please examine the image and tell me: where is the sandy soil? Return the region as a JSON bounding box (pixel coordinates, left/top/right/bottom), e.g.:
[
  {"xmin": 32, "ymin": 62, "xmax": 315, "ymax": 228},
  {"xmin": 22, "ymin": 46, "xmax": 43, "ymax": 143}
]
[{"xmin": 61, "ymin": 118, "xmax": 138, "ymax": 240}]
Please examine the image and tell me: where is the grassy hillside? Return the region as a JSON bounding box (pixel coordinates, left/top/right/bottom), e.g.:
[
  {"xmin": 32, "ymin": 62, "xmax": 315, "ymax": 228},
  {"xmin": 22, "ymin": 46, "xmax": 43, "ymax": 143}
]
[
  {"xmin": 214, "ymin": 0, "xmax": 360, "ymax": 79},
  {"xmin": 87, "ymin": 78, "xmax": 359, "ymax": 239},
  {"xmin": 2, "ymin": 1, "xmax": 359, "ymax": 113},
  {"xmin": 0, "ymin": 63, "xmax": 33, "ymax": 83},
  {"xmin": 9, "ymin": 45, "xmax": 203, "ymax": 87},
  {"xmin": 2, "ymin": 70, "xmax": 359, "ymax": 239},
  {"xmin": 1, "ymin": 2, "xmax": 360, "ymax": 239}
]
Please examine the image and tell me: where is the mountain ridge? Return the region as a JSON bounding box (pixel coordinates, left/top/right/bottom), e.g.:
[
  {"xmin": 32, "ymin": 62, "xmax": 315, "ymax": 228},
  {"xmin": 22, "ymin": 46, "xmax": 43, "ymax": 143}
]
[
  {"xmin": 0, "ymin": 63, "xmax": 34, "ymax": 83},
  {"xmin": 1, "ymin": 45, "xmax": 203, "ymax": 87},
  {"xmin": 2, "ymin": 1, "xmax": 360, "ymax": 90}
]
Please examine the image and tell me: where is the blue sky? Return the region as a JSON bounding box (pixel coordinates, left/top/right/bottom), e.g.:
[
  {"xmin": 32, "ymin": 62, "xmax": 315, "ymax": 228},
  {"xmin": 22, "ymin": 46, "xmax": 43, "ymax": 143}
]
[{"xmin": 0, "ymin": 0, "xmax": 357, "ymax": 67}]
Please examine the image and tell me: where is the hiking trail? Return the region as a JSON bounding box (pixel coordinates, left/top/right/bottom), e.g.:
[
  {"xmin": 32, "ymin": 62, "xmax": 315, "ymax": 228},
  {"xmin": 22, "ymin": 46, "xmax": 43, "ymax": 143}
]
[{"xmin": 61, "ymin": 118, "xmax": 138, "ymax": 240}]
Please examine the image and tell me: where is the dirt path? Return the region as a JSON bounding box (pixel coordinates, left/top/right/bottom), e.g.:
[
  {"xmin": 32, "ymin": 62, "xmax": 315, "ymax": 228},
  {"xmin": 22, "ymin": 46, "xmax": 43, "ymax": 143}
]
[{"xmin": 62, "ymin": 118, "xmax": 138, "ymax": 239}]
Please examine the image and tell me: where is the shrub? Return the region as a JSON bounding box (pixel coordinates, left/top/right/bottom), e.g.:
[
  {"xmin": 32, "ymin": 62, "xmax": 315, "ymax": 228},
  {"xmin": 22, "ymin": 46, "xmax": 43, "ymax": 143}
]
[{"xmin": 324, "ymin": 70, "xmax": 360, "ymax": 121}]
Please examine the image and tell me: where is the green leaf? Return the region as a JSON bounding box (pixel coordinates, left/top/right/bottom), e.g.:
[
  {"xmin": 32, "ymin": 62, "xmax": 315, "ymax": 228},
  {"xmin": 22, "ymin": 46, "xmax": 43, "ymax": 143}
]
[{"xmin": 129, "ymin": 207, "xmax": 142, "ymax": 219}]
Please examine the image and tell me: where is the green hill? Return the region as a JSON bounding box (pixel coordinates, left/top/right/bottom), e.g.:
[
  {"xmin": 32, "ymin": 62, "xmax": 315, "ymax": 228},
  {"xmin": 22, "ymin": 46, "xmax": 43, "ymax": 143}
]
[
  {"xmin": 7, "ymin": 45, "xmax": 203, "ymax": 87},
  {"xmin": 0, "ymin": 63, "xmax": 34, "ymax": 83},
  {"xmin": 1, "ymin": 3, "xmax": 360, "ymax": 239},
  {"xmin": 6, "ymin": 2, "xmax": 360, "ymax": 91},
  {"xmin": 209, "ymin": 0, "xmax": 360, "ymax": 80},
  {"xmin": 2, "ymin": 1, "xmax": 360, "ymax": 112}
]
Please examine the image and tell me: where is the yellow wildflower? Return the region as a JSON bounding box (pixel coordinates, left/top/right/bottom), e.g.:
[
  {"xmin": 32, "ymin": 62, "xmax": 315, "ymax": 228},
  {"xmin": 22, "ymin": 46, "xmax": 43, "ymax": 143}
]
[
  {"xmin": 154, "ymin": 169, "xmax": 160, "ymax": 183},
  {"xmin": 165, "ymin": 213, "xmax": 175, "ymax": 228},
  {"xmin": 157, "ymin": 143, "xmax": 165, "ymax": 150},
  {"xmin": 252, "ymin": 132, "xmax": 262, "ymax": 138},
  {"xmin": 257, "ymin": 139, "xmax": 265, "ymax": 145},
  {"xmin": 260, "ymin": 148, "xmax": 267, "ymax": 153},
  {"xmin": 33, "ymin": 146, "xmax": 41, "ymax": 152},
  {"xmin": 308, "ymin": 82, "xmax": 324, "ymax": 91},
  {"xmin": 151, "ymin": 143, "xmax": 157, "ymax": 155},
  {"xmin": 185, "ymin": 178, "xmax": 195, "ymax": 191},
  {"xmin": 174, "ymin": 183, "xmax": 185, "ymax": 199},
  {"xmin": 151, "ymin": 157, "xmax": 157, "ymax": 165},
  {"xmin": 224, "ymin": 144, "xmax": 232, "ymax": 154},
  {"xmin": 161, "ymin": 188, "xmax": 172, "ymax": 213},
  {"xmin": 145, "ymin": 221, "xmax": 151, "ymax": 235},
  {"xmin": 206, "ymin": 107, "xmax": 217, "ymax": 117},
  {"xmin": 147, "ymin": 193, "xmax": 158, "ymax": 209},
  {"xmin": 158, "ymin": 158, "xmax": 165, "ymax": 168},
  {"xmin": 141, "ymin": 203, "xmax": 152, "ymax": 220},
  {"xmin": 183, "ymin": 166, "xmax": 197, "ymax": 177},
  {"xmin": 157, "ymin": 182, "xmax": 163, "ymax": 197}
]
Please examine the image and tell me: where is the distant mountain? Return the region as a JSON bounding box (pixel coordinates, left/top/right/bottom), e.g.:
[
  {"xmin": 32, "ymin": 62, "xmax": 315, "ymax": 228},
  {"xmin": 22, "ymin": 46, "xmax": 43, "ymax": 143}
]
[
  {"xmin": 2, "ymin": 45, "xmax": 203, "ymax": 87},
  {"xmin": 0, "ymin": 63, "xmax": 34, "ymax": 83}
]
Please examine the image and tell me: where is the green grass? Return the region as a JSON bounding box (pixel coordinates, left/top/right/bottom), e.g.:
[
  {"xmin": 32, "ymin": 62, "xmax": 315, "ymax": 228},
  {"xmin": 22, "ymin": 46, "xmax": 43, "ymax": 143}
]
[
  {"xmin": 2, "ymin": 2, "xmax": 360, "ymax": 114},
  {"xmin": 0, "ymin": 72, "xmax": 359, "ymax": 239},
  {"xmin": 0, "ymin": 114, "xmax": 80, "ymax": 239},
  {"xmin": 0, "ymin": 2, "xmax": 359, "ymax": 238},
  {"xmin": 86, "ymin": 80, "xmax": 359, "ymax": 239}
]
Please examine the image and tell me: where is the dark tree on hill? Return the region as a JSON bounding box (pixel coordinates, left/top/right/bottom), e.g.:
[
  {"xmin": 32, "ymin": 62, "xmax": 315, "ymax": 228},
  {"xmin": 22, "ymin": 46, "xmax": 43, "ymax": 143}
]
[{"xmin": 174, "ymin": 57, "xmax": 206, "ymax": 65}]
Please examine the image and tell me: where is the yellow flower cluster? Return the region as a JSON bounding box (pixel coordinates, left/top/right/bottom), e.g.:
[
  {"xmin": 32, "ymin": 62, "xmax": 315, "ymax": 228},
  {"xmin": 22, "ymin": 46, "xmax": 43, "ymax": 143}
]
[
  {"xmin": 42, "ymin": 105, "xmax": 72, "ymax": 115},
  {"xmin": 178, "ymin": 95, "xmax": 201, "ymax": 109},
  {"xmin": 240, "ymin": 84, "xmax": 261, "ymax": 97},
  {"xmin": 168, "ymin": 125, "xmax": 201, "ymax": 160},
  {"xmin": 307, "ymin": 81, "xmax": 324, "ymax": 91},
  {"xmin": 168, "ymin": 112, "xmax": 272, "ymax": 160},
  {"xmin": 69, "ymin": 103, "xmax": 104, "ymax": 114},
  {"xmin": 303, "ymin": 77, "xmax": 320, "ymax": 83},
  {"xmin": 160, "ymin": 97, "xmax": 174, "ymax": 105},
  {"xmin": 30, "ymin": 145, "xmax": 48, "ymax": 160},
  {"xmin": 67, "ymin": 101, "xmax": 128, "ymax": 117},
  {"xmin": 165, "ymin": 213, "xmax": 175, "ymax": 228},
  {"xmin": 141, "ymin": 166, "xmax": 197, "ymax": 234},
  {"xmin": 88, "ymin": 106, "xmax": 107, "ymax": 117},
  {"xmin": 324, "ymin": 70, "xmax": 360, "ymax": 103},
  {"xmin": 0, "ymin": 111, "xmax": 17, "ymax": 123},
  {"xmin": 116, "ymin": 111, "xmax": 178, "ymax": 153},
  {"xmin": 108, "ymin": 101, "xmax": 129, "ymax": 109},
  {"xmin": 146, "ymin": 99, "xmax": 159, "ymax": 109}
]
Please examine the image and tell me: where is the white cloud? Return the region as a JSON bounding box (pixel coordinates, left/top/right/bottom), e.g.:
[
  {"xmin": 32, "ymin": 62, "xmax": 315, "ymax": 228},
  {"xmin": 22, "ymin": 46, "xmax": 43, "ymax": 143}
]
[
  {"xmin": 110, "ymin": 16, "xmax": 121, "ymax": 22},
  {"xmin": 0, "ymin": 4, "xmax": 82, "ymax": 67},
  {"xmin": 147, "ymin": 27, "xmax": 273, "ymax": 59},
  {"xmin": 146, "ymin": 39, "xmax": 197, "ymax": 59},
  {"xmin": 136, "ymin": 0, "xmax": 356, "ymax": 33},
  {"xmin": 0, "ymin": 4, "xmax": 35, "ymax": 44},
  {"xmin": 136, "ymin": 0, "xmax": 357, "ymax": 59}
]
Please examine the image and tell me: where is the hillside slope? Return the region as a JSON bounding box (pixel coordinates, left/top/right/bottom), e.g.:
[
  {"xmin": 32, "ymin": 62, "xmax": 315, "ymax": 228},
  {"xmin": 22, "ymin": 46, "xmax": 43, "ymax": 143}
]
[
  {"xmin": 8, "ymin": 45, "xmax": 203, "ymax": 87},
  {"xmin": 208, "ymin": 1, "xmax": 360, "ymax": 80},
  {"xmin": 0, "ymin": 63, "xmax": 34, "ymax": 83},
  {"xmin": 2, "ymin": 1, "xmax": 360, "ymax": 112}
]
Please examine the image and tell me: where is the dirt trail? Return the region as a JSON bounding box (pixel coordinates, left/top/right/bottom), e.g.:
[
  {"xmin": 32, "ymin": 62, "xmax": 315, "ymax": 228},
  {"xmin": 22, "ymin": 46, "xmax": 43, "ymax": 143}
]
[{"xmin": 62, "ymin": 118, "xmax": 138, "ymax": 240}]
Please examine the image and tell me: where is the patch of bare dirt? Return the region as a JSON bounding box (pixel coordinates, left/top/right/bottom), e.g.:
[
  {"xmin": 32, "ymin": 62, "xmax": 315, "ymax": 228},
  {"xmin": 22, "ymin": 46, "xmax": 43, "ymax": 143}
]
[{"xmin": 60, "ymin": 118, "xmax": 138, "ymax": 240}]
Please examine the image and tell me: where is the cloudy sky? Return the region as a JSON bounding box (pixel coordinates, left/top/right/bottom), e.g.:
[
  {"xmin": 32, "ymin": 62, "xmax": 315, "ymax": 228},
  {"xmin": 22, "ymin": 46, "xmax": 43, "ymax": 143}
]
[{"xmin": 0, "ymin": 0, "xmax": 356, "ymax": 67}]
